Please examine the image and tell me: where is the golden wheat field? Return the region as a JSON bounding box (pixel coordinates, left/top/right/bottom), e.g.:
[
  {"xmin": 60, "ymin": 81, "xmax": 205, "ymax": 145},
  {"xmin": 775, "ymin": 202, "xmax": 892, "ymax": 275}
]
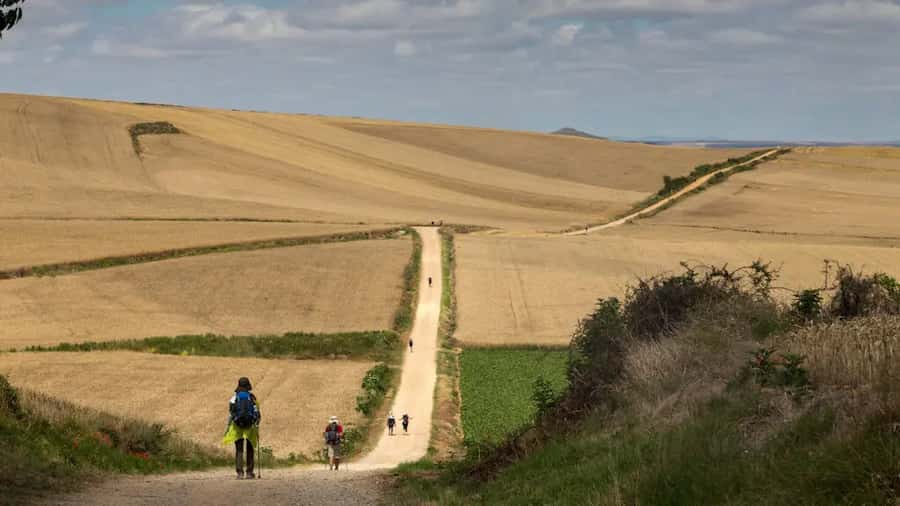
[
  {"xmin": 0, "ymin": 351, "xmax": 372, "ymax": 457},
  {"xmin": 1, "ymin": 93, "xmax": 747, "ymax": 231},
  {"xmin": 0, "ymin": 239, "xmax": 410, "ymax": 350},
  {"xmin": 340, "ymin": 120, "xmax": 748, "ymax": 192},
  {"xmin": 0, "ymin": 220, "xmax": 384, "ymax": 271},
  {"xmin": 645, "ymin": 147, "xmax": 900, "ymax": 238},
  {"xmin": 455, "ymin": 228, "xmax": 900, "ymax": 345}
]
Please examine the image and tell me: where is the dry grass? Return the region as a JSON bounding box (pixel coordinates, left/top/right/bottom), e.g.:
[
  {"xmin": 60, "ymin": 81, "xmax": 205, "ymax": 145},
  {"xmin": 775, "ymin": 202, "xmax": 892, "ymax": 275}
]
[
  {"xmin": 0, "ymin": 239, "xmax": 410, "ymax": 349},
  {"xmin": 455, "ymin": 231, "xmax": 900, "ymax": 345},
  {"xmin": 0, "ymin": 220, "xmax": 381, "ymax": 271},
  {"xmin": 778, "ymin": 315, "xmax": 900, "ymax": 388},
  {"xmin": 645, "ymin": 146, "xmax": 900, "ymax": 238},
  {"xmin": 0, "ymin": 351, "xmax": 372, "ymax": 457},
  {"xmin": 0, "ymin": 93, "xmax": 749, "ymax": 231}
]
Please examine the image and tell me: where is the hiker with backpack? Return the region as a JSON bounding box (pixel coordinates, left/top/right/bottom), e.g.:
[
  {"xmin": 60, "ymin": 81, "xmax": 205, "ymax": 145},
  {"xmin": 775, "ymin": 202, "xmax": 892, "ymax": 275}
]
[
  {"xmin": 401, "ymin": 413, "xmax": 410, "ymax": 434},
  {"xmin": 387, "ymin": 413, "xmax": 396, "ymax": 436},
  {"xmin": 223, "ymin": 377, "xmax": 261, "ymax": 480},
  {"xmin": 323, "ymin": 416, "xmax": 343, "ymax": 470}
]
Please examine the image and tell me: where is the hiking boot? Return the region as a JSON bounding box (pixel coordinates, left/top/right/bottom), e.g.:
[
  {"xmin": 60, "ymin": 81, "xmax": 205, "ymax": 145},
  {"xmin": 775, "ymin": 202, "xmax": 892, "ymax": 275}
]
[
  {"xmin": 246, "ymin": 472, "xmax": 256, "ymax": 479},
  {"xmin": 236, "ymin": 471, "xmax": 244, "ymax": 480}
]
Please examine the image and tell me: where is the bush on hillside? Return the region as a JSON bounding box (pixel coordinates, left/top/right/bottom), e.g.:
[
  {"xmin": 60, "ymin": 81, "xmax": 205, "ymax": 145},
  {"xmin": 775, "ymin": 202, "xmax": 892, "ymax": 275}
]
[
  {"xmin": 562, "ymin": 262, "xmax": 779, "ymax": 421},
  {"xmin": 623, "ymin": 261, "xmax": 777, "ymax": 340},
  {"xmin": 128, "ymin": 121, "xmax": 182, "ymax": 155},
  {"xmin": 355, "ymin": 364, "xmax": 393, "ymax": 416},
  {"xmin": 0, "ymin": 375, "xmax": 21, "ymax": 418},
  {"xmin": 565, "ymin": 298, "xmax": 627, "ymax": 416},
  {"xmin": 828, "ymin": 263, "xmax": 900, "ymax": 318},
  {"xmin": 792, "ymin": 289, "xmax": 823, "ymax": 322},
  {"xmin": 658, "ymin": 175, "xmax": 690, "ymax": 196}
]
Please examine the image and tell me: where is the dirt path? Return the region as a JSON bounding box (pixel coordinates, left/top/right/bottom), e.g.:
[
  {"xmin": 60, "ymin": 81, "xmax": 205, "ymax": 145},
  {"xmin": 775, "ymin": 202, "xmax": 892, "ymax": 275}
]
[
  {"xmin": 355, "ymin": 226, "xmax": 441, "ymax": 469},
  {"xmin": 39, "ymin": 227, "xmax": 442, "ymax": 505},
  {"xmin": 565, "ymin": 149, "xmax": 779, "ymax": 235},
  {"xmin": 39, "ymin": 468, "xmax": 389, "ymax": 506}
]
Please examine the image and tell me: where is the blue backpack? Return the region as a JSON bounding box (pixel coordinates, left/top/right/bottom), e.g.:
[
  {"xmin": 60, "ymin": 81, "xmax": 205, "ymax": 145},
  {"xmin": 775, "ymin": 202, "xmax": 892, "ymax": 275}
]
[{"xmin": 233, "ymin": 391, "xmax": 258, "ymax": 429}]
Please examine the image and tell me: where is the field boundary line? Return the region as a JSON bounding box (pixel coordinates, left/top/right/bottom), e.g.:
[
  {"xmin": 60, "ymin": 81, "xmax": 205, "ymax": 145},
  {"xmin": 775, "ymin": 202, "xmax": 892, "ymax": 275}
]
[
  {"xmin": 0, "ymin": 227, "xmax": 405, "ymax": 280},
  {"xmin": 639, "ymin": 223, "xmax": 900, "ymax": 242},
  {"xmin": 18, "ymin": 330, "xmax": 402, "ymax": 362},
  {"xmin": 0, "ymin": 216, "xmax": 386, "ymax": 225},
  {"xmin": 427, "ymin": 227, "xmax": 465, "ymax": 459},
  {"xmin": 564, "ymin": 148, "xmax": 784, "ymax": 236}
]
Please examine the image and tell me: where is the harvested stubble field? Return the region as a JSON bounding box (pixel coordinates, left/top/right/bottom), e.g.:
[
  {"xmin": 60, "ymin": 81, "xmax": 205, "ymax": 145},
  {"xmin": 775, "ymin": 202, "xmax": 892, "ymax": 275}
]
[
  {"xmin": 455, "ymin": 230, "xmax": 900, "ymax": 345},
  {"xmin": 1, "ymin": 93, "xmax": 746, "ymax": 231},
  {"xmin": 645, "ymin": 147, "xmax": 900, "ymax": 238},
  {"xmin": 0, "ymin": 239, "xmax": 411, "ymax": 350},
  {"xmin": 339, "ymin": 121, "xmax": 747, "ymax": 192},
  {"xmin": 0, "ymin": 351, "xmax": 372, "ymax": 457},
  {"xmin": 0, "ymin": 220, "xmax": 382, "ymax": 271}
]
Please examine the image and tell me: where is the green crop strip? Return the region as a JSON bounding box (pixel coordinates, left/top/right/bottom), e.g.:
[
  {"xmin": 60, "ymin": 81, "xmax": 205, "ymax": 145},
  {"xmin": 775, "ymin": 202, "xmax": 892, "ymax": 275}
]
[
  {"xmin": 393, "ymin": 228, "xmax": 422, "ymax": 334},
  {"xmin": 129, "ymin": 121, "xmax": 182, "ymax": 155},
  {"xmin": 23, "ymin": 330, "xmax": 402, "ymax": 364},
  {"xmin": 0, "ymin": 227, "xmax": 405, "ymax": 281}
]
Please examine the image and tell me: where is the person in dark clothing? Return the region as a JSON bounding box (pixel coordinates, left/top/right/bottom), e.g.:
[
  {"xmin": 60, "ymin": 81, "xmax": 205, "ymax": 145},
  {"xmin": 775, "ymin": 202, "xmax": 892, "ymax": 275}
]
[
  {"xmin": 387, "ymin": 412, "xmax": 396, "ymax": 436},
  {"xmin": 224, "ymin": 377, "xmax": 260, "ymax": 479},
  {"xmin": 323, "ymin": 416, "xmax": 344, "ymax": 470},
  {"xmin": 401, "ymin": 413, "xmax": 410, "ymax": 434}
]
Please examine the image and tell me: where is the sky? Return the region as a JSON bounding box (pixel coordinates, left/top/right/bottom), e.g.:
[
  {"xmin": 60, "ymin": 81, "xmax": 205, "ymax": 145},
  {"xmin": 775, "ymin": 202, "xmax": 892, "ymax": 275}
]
[{"xmin": 1, "ymin": 0, "xmax": 899, "ymax": 142}]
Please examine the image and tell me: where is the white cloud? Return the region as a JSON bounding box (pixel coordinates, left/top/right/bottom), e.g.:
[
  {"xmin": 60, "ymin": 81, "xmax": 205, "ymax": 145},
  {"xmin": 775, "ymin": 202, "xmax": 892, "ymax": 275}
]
[
  {"xmin": 92, "ymin": 39, "xmax": 167, "ymax": 59},
  {"xmin": 43, "ymin": 22, "xmax": 87, "ymax": 40},
  {"xmin": 527, "ymin": 0, "xmax": 770, "ymax": 18},
  {"xmin": 394, "ymin": 40, "xmax": 417, "ymax": 56},
  {"xmin": 552, "ymin": 23, "xmax": 583, "ymax": 46},
  {"xmin": 335, "ymin": 0, "xmax": 405, "ymax": 26},
  {"xmin": 798, "ymin": 0, "xmax": 900, "ymax": 23},
  {"xmin": 174, "ymin": 4, "xmax": 306, "ymax": 42},
  {"xmin": 710, "ymin": 28, "xmax": 782, "ymax": 45}
]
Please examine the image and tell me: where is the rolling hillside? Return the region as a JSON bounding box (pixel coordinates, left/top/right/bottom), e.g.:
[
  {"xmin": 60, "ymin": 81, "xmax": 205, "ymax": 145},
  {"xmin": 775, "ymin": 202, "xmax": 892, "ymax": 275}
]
[{"xmin": 0, "ymin": 93, "xmax": 747, "ymax": 233}]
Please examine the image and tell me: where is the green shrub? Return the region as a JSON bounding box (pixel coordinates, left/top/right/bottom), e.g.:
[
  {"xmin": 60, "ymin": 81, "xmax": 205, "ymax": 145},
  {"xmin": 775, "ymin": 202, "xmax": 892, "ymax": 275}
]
[
  {"xmin": 793, "ymin": 289, "xmax": 823, "ymax": 321},
  {"xmin": 26, "ymin": 330, "xmax": 400, "ymax": 363},
  {"xmin": 129, "ymin": 121, "xmax": 182, "ymax": 154},
  {"xmin": 531, "ymin": 377, "xmax": 559, "ymax": 420},
  {"xmin": 355, "ymin": 364, "xmax": 393, "ymax": 416},
  {"xmin": 623, "ymin": 261, "xmax": 777, "ymax": 340},
  {"xmin": 0, "ymin": 375, "xmax": 21, "ymax": 418},
  {"xmin": 749, "ymin": 348, "xmax": 809, "ymax": 392},
  {"xmin": 566, "ymin": 298, "xmax": 627, "ymax": 413},
  {"xmin": 657, "ymin": 175, "xmax": 690, "ymax": 196},
  {"xmin": 393, "ymin": 229, "xmax": 422, "ymax": 333}
]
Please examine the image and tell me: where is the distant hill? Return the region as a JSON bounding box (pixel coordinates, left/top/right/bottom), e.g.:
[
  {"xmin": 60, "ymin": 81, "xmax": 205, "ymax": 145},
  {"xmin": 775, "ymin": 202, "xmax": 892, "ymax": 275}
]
[{"xmin": 551, "ymin": 127, "xmax": 607, "ymax": 141}]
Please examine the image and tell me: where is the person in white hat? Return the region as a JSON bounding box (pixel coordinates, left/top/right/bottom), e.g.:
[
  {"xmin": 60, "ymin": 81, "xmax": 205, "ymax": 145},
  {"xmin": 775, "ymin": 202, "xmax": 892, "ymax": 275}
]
[{"xmin": 323, "ymin": 416, "xmax": 344, "ymax": 470}]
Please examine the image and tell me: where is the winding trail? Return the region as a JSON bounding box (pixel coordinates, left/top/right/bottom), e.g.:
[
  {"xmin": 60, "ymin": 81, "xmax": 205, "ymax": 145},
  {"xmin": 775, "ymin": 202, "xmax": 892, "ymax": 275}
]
[
  {"xmin": 565, "ymin": 149, "xmax": 780, "ymax": 236},
  {"xmin": 41, "ymin": 227, "xmax": 442, "ymax": 505}
]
